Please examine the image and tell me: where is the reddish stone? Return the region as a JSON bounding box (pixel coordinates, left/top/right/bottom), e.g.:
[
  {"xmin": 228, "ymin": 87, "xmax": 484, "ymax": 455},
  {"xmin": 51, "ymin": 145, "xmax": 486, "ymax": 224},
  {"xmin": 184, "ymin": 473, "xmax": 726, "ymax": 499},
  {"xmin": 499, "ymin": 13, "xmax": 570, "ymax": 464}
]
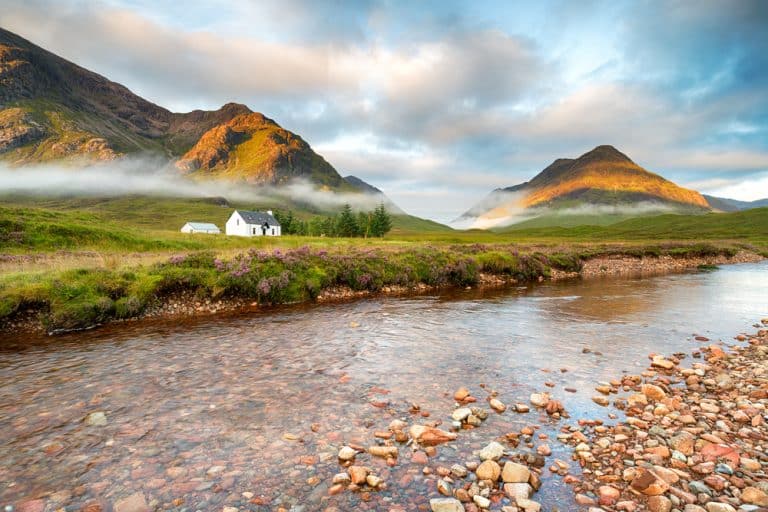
[
  {"xmin": 17, "ymin": 500, "xmax": 45, "ymax": 512},
  {"xmin": 700, "ymin": 443, "xmax": 740, "ymax": 467}
]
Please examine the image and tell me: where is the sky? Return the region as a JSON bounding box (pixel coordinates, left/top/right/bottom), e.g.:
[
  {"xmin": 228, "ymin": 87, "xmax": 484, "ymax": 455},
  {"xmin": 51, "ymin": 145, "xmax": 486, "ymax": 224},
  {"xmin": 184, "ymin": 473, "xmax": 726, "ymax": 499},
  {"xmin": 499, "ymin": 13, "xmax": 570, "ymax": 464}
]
[{"xmin": 2, "ymin": 0, "xmax": 767, "ymax": 221}]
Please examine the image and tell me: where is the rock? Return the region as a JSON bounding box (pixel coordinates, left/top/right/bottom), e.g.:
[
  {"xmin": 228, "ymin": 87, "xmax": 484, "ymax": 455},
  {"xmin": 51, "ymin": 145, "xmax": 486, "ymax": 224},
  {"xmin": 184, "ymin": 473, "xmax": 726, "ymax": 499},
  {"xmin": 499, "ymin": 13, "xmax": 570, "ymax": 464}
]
[
  {"xmin": 389, "ymin": 419, "xmax": 408, "ymax": 431},
  {"xmin": 502, "ymin": 461, "xmax": 530, "ymax": 483},
  {"xmin": 741, "ymin": 458, "xmax": 761, "ymax": 471},
  {"xmin": 669, "ymin": 431, "xmax": 695, "ymax": 455},
  {"xmin": 516, "ymin": 498, "xmax": 541, "ymax": 512},
  {"xmin": 348, "ymin": 465, "xmax": 369, "ymax": 485},
  {"xmin": 688, "ymin": 480, "xmax": 711, "ymax": 496},
  {"xmin": 704, "ymin": 504, "xmax": 735, "ymax": 512},
  {"xmin": 366, "ymin": 474, "xmax": 382, "ymax": 487},
  {"xmin": 478, "ymin": 441, "xmax": 505, "ymax": 461},
  {"xmin": 592, "ymin": 395, "xmax": 609, "ymax": 406},
  {"xmin": 452, "ymin": 407, "xmax": 472, "ymax": 421},
  {"xmin": 490, "ymin": 398, "xmax": 507, "ymax": 413},
  {"xmin": 454, "ymin": 388, "xmax": 471, "ymax": 401},
  {"xmin": 368, "ymin": 445, "xmax": 398, "ymax": 458},
  {"xmin": 641, "ymin": 383, "xmax": 667, "ymax": 401},
  {"xmin": 114, "ymin": 493, "xmax": 149, "ymax": 512},
  {"xmin": 504, "ymin": 482, "xmax": 533, "ymax": 500},
  {"xmin": 85, "ymin": 411, "xmax": 108, "ymax": 426},
  {"xmin": 530, "ymin": 393, "xmax": 550, "ymax": 407},
  {"xmin": 332, "ymin": 473, "xmax": 350, "ymax": 485},
  {"xmin": 630, "ymin": 468, "xmax": 670, "ymax": 495},
  {"xmin": 742, "ymin": 487, "xmax": 768, "ymax": 506},
  {"xmin": 437, "ymin": 479, "xmax": 453, "ymax": 496},
  {"xmin": 410, "ymin": 425, "xmax": 458, "ymax": 446},
  {"xmin": 338, "ymin": 445, "xmax": 357, "ymax": 460},
  {"xmin": 651, "ymin": 355, "xmax": 675, "ymax": 370},
  {"xmin": 647, "ymin": 496, "xmax": 672, "ymax": 512},
  {"xmin": 473, "ymin": 495, "xmax": 491, "ymax": 508},
  {"xmin": 430, "ymin": 497, "xmax": 465, "ymax": 512},
  {"xmin": 16, "ymin": 500, "xmax": 45, "ymax": 512},
  {"xmin": 598, "ymin": 485, "xmax": 621, "ymax": 506},
  {"xmin": 476, "ymin": 460, "xmax": 501, "ymax": 481},
  {"xmin": 451, "ymin": 464, "xmax": 468, "ymax": 477},
  {"xmin": 515, "ymin": 403, "xmax": 530, "ymax": 413}
]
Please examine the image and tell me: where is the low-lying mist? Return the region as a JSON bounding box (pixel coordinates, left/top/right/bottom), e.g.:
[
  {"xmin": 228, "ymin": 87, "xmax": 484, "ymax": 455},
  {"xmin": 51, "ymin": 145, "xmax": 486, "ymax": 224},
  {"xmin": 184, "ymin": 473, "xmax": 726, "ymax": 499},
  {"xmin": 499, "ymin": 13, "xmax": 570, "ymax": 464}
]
[
  {"xmin": 456, "ymin": 199, "xmax": 681, "ymax": 230},
  {"xmin": 0, "ymin": 159, "xmax": 392, "ymax": 212}
]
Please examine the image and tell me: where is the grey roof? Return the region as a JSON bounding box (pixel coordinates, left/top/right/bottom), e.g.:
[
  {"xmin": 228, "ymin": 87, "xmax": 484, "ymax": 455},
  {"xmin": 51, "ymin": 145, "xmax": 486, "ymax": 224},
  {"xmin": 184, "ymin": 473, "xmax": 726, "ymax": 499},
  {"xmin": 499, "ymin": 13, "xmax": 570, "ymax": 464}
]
[
  {"xmin": 184, "ymin": 222, "xmax": 220, "ymax": 230},
  {"xmin": 235, "ymin": 210, "xmax": 280, "ymax": 226}
]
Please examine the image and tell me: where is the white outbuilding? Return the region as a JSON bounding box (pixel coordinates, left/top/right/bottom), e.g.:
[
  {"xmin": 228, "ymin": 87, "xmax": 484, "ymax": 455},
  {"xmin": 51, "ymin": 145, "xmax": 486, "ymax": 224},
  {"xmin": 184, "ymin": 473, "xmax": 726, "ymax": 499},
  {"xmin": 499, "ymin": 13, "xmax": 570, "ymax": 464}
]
[
  {"xmin": 180, "ymin": 222, "xmax": 221, "ymax": 234},
  {"xmin": 225, "ymin": 210, "xmax": 281, "ymax": 237}
]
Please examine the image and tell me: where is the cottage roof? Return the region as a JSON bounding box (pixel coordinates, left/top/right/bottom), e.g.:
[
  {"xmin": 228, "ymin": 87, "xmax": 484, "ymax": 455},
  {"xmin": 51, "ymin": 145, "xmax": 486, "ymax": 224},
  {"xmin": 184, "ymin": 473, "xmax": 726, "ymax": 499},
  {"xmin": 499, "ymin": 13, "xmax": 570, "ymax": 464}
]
[
  {"xmin": 234, "ymin": 210, "xmax": 281, "ymax": 226},
  {"xmin": 185, "ymin": 222, "xmax": 220, "ymax": 230}
]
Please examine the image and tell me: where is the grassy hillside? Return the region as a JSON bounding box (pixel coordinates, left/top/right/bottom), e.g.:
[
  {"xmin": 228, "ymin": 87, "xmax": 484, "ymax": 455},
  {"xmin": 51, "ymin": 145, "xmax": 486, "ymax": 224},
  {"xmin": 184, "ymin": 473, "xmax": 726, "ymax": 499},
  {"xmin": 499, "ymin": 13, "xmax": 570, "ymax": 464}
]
[
  {"xmin": 0, "ymin": 195, "xmax": 454, "ymax": 253},
  {"xmin": 502, "ymin": 208, "xmax": 768, "ymax": 245}
]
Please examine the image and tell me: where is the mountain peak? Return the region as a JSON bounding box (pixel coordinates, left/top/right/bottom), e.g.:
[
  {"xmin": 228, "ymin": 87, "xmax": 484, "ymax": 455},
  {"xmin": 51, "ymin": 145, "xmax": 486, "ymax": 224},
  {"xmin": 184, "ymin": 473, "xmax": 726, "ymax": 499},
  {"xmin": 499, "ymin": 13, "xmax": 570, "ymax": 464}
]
[{"xmin": 578, "ymin": 145, "xmax": 634, "ymax": 164}]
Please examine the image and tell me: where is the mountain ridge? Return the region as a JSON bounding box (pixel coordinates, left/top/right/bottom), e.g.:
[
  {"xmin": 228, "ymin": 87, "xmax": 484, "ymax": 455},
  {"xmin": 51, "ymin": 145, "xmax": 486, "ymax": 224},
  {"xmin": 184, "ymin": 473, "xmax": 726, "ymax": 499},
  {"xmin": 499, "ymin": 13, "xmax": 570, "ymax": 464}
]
[{"xmin": 0, "ymin": 27, "xmax": 349, "ymax": 189}]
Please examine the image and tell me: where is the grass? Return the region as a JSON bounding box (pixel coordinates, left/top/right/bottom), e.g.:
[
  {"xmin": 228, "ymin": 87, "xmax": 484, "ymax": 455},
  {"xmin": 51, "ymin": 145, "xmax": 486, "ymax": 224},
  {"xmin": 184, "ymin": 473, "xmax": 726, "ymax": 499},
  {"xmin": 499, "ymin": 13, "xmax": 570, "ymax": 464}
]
[{"xmin": 500, "ymin": 208, "xmax": 768, "ymax": 247}]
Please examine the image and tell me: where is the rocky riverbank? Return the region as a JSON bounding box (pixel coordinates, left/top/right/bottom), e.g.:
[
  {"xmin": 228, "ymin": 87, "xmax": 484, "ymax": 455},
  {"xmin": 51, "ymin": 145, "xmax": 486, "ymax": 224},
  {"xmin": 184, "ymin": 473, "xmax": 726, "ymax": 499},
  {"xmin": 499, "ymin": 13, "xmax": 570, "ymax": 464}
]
[
  {"xmin": 0, "ymin": 248, "xmax": 762, "ymax": 337},
  {"xmin": 558, "ymin": 319, "xmax": 768, "ymax": 512}
]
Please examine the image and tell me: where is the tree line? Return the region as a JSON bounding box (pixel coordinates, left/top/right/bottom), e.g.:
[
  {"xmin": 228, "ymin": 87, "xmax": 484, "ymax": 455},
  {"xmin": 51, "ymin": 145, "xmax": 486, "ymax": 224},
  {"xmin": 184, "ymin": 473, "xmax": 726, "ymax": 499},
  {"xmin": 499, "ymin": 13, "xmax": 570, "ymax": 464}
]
[{"xmin": 273, "ymin": 203, "xmax": 392, "ymax": 237}]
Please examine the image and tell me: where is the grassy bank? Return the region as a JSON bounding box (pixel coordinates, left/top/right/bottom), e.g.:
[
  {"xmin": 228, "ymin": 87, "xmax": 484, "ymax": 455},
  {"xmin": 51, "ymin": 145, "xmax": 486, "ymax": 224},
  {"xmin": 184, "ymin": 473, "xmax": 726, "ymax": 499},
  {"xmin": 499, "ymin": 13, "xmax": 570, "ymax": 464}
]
[{"xmin": 0, "ymin": 241, "xmax": 754, "ymax": 333}]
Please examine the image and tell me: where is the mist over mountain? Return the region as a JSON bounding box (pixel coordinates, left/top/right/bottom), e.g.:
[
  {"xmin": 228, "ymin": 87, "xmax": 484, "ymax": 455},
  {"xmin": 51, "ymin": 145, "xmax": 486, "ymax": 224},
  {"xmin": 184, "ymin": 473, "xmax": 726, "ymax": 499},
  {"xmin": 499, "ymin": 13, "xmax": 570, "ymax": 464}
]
[
  {"xmin": 456, "ymin": 145, "xmax": 711, "ymax": 229},
  {"xmin": 0, "ymin": 27, "xmax": 354, "ymax": 193}
]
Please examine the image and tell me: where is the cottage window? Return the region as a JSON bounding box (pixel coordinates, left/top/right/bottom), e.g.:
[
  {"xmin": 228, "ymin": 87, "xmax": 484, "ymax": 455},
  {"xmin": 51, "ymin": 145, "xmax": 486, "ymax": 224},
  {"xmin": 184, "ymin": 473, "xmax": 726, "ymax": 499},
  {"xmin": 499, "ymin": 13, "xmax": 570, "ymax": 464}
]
[{"xmin": 272, "ymin": 228, "xmax": 275, "ymax": 235}]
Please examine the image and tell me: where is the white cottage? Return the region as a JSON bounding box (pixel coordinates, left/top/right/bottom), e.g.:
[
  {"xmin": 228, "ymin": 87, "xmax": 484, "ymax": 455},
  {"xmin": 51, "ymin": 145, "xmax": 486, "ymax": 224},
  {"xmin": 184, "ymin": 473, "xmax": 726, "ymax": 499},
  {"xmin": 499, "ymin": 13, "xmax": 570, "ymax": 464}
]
[
  {"xmin": 180, "ymin": 222, "xmax": 221, "ymax": 234},
  {"xmin": 225, "ymin": 210, "xmax": 281, "ymax": 237}
]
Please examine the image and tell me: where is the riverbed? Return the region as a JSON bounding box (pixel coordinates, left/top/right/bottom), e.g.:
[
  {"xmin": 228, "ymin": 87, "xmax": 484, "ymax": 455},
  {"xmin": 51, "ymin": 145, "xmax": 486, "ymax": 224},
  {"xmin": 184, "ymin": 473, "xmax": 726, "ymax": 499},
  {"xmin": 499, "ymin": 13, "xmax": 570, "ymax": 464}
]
[{"xmin": 1, "ymin": 261, "xmax": 766, "ymax": 511}]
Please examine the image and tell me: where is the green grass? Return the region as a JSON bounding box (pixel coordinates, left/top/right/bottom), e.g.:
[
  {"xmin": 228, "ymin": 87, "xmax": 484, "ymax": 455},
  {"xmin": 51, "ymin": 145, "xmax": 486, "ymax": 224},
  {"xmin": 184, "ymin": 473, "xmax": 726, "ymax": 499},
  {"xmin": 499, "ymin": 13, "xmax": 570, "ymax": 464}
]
[{"xmin": 501, "ymin": 208, "xmax": 768, "ymax": 245}]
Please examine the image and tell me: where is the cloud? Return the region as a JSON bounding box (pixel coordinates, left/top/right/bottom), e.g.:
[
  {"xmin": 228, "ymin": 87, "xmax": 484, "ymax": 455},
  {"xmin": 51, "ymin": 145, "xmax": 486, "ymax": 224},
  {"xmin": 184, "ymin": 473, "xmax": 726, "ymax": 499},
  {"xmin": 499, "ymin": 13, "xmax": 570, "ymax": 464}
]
[{"xmin": 0, "ymin": 159, "xmax": 391, "ymax": 212}]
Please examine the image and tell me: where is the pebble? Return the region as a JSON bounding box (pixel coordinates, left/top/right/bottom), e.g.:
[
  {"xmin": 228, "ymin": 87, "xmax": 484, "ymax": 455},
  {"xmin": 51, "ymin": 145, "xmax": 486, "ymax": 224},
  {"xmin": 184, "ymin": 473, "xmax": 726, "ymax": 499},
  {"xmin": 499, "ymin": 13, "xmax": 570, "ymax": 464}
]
[
  {"xmin": 430, "ymin": 498, "xmax": 465, "ymax": 512},
  {"xmin": 478, "ymin": 441, "xmax": 505, "ymax": 461}
]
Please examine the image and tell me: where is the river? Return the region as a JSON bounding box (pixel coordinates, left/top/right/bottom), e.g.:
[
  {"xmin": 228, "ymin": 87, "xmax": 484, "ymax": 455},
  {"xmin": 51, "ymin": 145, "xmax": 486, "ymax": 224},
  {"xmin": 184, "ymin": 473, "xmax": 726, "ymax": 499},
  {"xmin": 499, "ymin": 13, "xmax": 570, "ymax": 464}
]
[{"xmin": 1, "ymin": 261, "xmax": 766, "ymax": 511}]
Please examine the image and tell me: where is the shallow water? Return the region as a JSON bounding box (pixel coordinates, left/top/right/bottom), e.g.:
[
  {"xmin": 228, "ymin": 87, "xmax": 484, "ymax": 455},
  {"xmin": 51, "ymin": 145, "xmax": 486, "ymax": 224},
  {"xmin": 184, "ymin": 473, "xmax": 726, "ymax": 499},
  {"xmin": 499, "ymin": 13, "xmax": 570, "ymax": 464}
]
[{"xmin": 1, "ymin": 262, "xmax": 766, "ymax": 511}]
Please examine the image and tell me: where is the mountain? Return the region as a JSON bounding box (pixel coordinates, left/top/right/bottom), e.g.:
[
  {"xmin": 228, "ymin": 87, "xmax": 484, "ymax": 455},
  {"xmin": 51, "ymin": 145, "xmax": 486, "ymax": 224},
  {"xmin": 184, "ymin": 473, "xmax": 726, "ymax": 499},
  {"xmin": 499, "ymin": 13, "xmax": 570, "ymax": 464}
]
[
  {"xmin": 342, "ymin": 175, "xmax": 404, "ymax": 213},
  {"xmin": 344, "ymin": 175, "xmax": 383, "ymax": 195},
  {"xmin": 703, "ymin": 194, "xmax": 768, "ymax": 212},
  {"xmin": 175, "ymin": 112, "xmax": 348, "ymax": 187},
  {"xmin": 457, "ymin": 145, "xmax": 710, "ymax": 229},
  {"xmin": 0, "ymin": 27, "xmax": 347, "ymax": 188}
]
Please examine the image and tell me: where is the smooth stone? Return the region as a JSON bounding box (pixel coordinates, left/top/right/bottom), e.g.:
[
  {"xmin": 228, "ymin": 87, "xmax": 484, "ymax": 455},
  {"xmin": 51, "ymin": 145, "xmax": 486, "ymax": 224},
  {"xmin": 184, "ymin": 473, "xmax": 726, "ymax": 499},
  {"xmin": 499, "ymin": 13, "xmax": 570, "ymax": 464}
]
[
  {"xmin": 430, "ymin": 498, "xmax": 465, "ymax": 512},
  {"xmin": 479, "ymin": 441, "xmax": 505, "ymax": 461},
  {"xmin": 338, "ymin": 446, "xmax": 356, "ymax": 461},
  {"xmin": 502, "ymin": 461, "xmax": 530, "ymax": 483}
]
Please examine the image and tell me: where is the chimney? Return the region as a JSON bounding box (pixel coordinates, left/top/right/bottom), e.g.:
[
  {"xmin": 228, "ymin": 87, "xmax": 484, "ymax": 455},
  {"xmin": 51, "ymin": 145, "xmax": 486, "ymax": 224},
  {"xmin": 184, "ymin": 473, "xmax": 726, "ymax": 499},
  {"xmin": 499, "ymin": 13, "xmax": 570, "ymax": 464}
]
[{"xmin": 267, "ymin": 210, "xmax": 273, "ymax": 216}]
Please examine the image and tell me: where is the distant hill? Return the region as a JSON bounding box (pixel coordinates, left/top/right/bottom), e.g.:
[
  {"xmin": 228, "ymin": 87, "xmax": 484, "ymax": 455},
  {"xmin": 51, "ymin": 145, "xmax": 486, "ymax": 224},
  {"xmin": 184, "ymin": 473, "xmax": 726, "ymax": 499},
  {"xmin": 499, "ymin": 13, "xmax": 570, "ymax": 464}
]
[
  {"xmin": 703, "ymin": 194, "xmax": 768, "ymax": 212},
  {"xmin": 0, "ymin": 27, "xmax": 348, "ymax": 189},
  {"xmin": 457, "ymin": 145, "xmax": 710, "ymax": 229}
]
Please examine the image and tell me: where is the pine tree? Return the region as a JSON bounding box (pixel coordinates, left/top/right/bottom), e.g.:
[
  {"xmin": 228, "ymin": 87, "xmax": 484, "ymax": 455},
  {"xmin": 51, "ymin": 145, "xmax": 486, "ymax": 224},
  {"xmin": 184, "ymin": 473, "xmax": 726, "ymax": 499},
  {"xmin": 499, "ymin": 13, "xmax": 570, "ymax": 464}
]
[
  {"xmin": 337, "ymin": 204, "xmax": 359, "ymax": 237},
  {"xmin": 371, "ymin": 203, "xmax": 392, "ymax": 237}
]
